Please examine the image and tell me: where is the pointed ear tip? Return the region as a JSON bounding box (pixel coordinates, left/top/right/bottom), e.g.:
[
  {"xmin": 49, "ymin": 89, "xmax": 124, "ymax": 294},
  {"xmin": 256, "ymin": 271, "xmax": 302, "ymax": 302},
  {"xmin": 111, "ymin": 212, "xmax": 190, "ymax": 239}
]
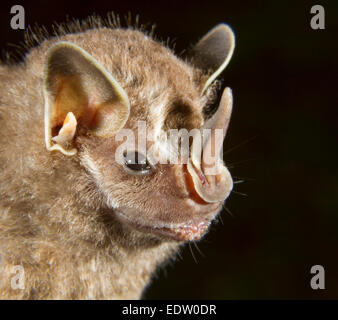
[
  {"xmin": 46, "ymin": 41, "xmax": 70, "ymax": 57},
  {"xmin": 45, "ymin": 41, "xmax": 89, "ymax": 65},
  {"xmin": 44, "ymin": 41, "xmax": 80, "ymax": 74},
  {"xmin": 213, "ymin": 23, "xmax": 235, "ymax": 41},
  {"xmin": 217, "ymin": 23, "xmax": 235, "ymax": 33},
  {"xmin": 48, "ymin": 40, "xmax": 79, "ymax": 50}
]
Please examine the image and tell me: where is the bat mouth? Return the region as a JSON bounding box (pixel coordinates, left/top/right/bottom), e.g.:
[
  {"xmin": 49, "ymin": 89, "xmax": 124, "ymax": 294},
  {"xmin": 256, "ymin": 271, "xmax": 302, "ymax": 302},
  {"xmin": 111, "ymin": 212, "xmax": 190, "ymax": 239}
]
[{"xmin": 114, "ymin": 210, "xmax": 211, "ymax": 242}]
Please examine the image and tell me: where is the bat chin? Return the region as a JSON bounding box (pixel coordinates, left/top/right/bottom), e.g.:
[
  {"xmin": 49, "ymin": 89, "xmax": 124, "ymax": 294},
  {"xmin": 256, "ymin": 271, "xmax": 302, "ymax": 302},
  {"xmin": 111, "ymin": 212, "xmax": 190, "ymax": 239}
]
[{"xmin": 114, "ymin": 209, "xmax": 213, "ymax": 242}]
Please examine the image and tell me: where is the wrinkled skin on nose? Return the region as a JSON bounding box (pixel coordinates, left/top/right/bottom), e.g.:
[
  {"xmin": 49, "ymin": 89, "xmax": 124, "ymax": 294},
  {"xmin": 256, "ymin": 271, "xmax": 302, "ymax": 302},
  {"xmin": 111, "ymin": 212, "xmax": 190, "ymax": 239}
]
[{"xmin": 187, "ymin": 87, "xmax": 233, "ymax": 203}]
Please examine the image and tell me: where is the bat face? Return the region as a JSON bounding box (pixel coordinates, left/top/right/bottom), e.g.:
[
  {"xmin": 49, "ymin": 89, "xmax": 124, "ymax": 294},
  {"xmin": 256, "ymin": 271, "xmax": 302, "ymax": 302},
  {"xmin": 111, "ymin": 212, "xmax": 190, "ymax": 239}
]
[{"xmin": 43, "ymin": 25, "xmax": 235, "ymax": 242}]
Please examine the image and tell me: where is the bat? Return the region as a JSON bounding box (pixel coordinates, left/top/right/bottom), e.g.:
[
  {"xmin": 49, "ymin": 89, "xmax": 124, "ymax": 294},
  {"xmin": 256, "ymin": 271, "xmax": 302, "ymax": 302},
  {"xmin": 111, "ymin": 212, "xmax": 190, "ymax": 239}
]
[{"xmin": 0, "ymin": 14, "xmax": 235, "ymax": 299}]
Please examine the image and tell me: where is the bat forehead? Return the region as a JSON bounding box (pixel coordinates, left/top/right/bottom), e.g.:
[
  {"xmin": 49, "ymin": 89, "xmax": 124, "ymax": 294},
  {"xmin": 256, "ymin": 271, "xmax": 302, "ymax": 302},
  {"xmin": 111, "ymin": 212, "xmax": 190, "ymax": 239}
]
[
  {"xmin": 55, "ymin": 28, "xmax": 204, "ymax": 120},
  {"xmin": 61, "ymin": 28, "xmax": 197, "ymax": 84},
  {"xmin": 76, "ymin": 29, "xmax": 205, "ymax": 131}
]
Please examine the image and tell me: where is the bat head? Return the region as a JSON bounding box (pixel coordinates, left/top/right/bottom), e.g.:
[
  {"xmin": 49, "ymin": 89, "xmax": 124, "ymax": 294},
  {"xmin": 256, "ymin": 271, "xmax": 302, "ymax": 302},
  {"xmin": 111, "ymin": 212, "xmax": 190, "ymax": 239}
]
[{"xmin": 43, "ymin": 24, "xmax": 235, "ymax": 242}]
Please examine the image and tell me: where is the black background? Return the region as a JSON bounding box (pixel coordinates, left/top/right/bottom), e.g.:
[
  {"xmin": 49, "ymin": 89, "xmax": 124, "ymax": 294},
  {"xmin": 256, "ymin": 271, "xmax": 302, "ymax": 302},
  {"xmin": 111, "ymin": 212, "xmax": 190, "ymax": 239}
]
[{"xmin": 0, "ymin": 0, "xmax": 337, "ymax": 299}]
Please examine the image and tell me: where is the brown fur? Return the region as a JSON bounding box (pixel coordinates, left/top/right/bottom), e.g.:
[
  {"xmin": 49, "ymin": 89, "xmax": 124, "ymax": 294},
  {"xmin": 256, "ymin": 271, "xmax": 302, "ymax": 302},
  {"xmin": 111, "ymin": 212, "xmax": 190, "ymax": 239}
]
[{"xmin": 0, "ymin": 16, "xmax": 232, "ymax": 299}]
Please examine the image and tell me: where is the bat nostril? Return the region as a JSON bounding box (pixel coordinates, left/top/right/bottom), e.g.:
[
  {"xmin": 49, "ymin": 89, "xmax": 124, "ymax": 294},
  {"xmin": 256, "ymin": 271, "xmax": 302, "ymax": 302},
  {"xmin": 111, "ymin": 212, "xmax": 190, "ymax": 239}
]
[
  {"xmin": 182, "ymin": 164, "xmax": 209, "ymax": 205},
  {"xmin": 185, "ymin": 160, "xmax": 233, "ymax": 204}
]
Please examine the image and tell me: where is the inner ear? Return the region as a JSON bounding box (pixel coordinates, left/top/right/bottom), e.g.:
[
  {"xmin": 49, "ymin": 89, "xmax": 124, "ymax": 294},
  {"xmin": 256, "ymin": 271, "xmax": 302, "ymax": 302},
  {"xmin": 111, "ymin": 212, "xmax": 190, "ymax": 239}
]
[
  {"xmin": 43, "ymin": 41, "xmax": 130, "ymax": 156},
  {"xmin": 187, "ymin": 24, "xmax": 235, "ymax": 94}
]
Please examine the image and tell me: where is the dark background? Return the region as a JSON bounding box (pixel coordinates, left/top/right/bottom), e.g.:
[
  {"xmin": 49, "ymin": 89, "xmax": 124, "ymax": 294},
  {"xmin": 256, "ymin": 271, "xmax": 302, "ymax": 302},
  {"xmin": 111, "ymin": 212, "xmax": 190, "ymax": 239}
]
[{"xmin": 1, "ymin": 0, "xmax": 337, "ymax": 299}]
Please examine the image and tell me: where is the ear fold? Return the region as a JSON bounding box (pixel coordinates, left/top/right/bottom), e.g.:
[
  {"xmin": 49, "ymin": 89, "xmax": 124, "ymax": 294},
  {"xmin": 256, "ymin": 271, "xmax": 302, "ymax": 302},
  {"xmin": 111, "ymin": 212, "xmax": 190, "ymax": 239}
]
[
  {"xmin": 188, "ymin": 24, "xmax": 235, "ymax": 94},
  {"xmin": 43, "ymin": 41, "xmax": 130, "ymax": 156}
]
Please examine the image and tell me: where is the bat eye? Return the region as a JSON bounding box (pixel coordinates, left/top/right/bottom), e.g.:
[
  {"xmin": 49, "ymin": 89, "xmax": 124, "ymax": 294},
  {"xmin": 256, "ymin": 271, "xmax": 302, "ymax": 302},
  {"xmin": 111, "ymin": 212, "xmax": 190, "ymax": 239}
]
[{"xmin": 122, "ymin": 151, "xmax": 153, "ymax": 175}]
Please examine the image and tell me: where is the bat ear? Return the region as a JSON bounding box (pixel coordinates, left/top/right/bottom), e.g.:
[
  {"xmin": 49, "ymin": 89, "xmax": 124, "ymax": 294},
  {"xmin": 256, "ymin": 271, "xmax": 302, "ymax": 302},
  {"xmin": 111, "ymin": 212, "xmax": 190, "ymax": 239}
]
[
  {"xmin": 188, "ymin": 24, "xmax": 235, "ymax": 94},
  {"xmin": 43, "ymin": 41, "xmax": 130, "ymax": 156}
]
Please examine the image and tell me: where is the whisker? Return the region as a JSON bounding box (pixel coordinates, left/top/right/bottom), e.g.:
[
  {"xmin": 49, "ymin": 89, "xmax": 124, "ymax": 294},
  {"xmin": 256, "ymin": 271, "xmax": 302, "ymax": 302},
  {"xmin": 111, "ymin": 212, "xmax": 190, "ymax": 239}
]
[
  {"xmin": 188, "ymin": 242, "xmax": 198, "ymax": 264},
  {"xmin": 227, "ymin": 158, "xmax": 258, "ymax": 168},
  {"xmin": 224, "ymin": 206, "xmax": 235, "ymax": 217},
  {"xmin": 232, "ymin": 190, "xmax": 248, "ymax": 197},
  {"xmin": 193, "ymin": 241, "xmax": 205, "ymax": 258},
  {"xmin": 218, "ymin": 213, "xmax": 224, "ymax": 225},
  {"xmin": 176, "ymin": 249, "xmax": 183, "ymax": 261},
  {"xmin": 233, "ymin": 180, "xmax": 245, "ymax": 184},
  {"xmin": 223, "ymin": 135, "xmax": 259, "ymax": 156},
  {"xmin": 232, "ymin": 175, "xmax": 255, "ymax": 181}
]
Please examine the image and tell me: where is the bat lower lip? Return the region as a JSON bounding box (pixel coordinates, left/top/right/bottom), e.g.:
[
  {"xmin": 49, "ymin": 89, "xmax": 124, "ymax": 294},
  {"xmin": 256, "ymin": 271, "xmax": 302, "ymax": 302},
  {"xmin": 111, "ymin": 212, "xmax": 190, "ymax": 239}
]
[
  {"xmin": 149, "ymin": 221, "xmax": 210, "ymax": 241},
  {"xmin": 114, "ymin": 210, "xmax": 210, "ymax": 242}
]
